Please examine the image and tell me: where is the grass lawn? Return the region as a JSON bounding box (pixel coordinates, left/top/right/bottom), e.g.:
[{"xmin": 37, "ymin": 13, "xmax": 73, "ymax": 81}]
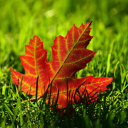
[{"xmin": 0, "ymin": 0, "xmax": 128, "ymax": 127}]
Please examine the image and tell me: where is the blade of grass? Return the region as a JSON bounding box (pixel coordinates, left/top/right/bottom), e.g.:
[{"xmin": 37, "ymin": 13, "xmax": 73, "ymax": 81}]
[
  {"xmin": 18, "ymin": 75, "xmax": 23, "ymax": 127},
  {"xmin": 36, "ymin": 76, "xmax": 39, "ymax": 103}
]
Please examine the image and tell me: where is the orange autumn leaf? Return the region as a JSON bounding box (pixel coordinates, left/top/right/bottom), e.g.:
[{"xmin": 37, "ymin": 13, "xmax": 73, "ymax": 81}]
[{"xmin": 10, "ymin": 21, "xmax": 112, "ymax": 109}]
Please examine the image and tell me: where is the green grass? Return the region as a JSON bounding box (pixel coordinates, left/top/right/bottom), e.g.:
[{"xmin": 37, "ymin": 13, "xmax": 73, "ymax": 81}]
[{"xmin": 0, "ymin": 0, "xmax": 128, "ymax": 127}]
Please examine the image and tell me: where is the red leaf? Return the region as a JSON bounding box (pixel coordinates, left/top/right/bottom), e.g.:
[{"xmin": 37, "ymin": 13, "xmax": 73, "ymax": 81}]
[{"xmin": 10, "ymin": 21, "xmax": 113, "ymax": 110}]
